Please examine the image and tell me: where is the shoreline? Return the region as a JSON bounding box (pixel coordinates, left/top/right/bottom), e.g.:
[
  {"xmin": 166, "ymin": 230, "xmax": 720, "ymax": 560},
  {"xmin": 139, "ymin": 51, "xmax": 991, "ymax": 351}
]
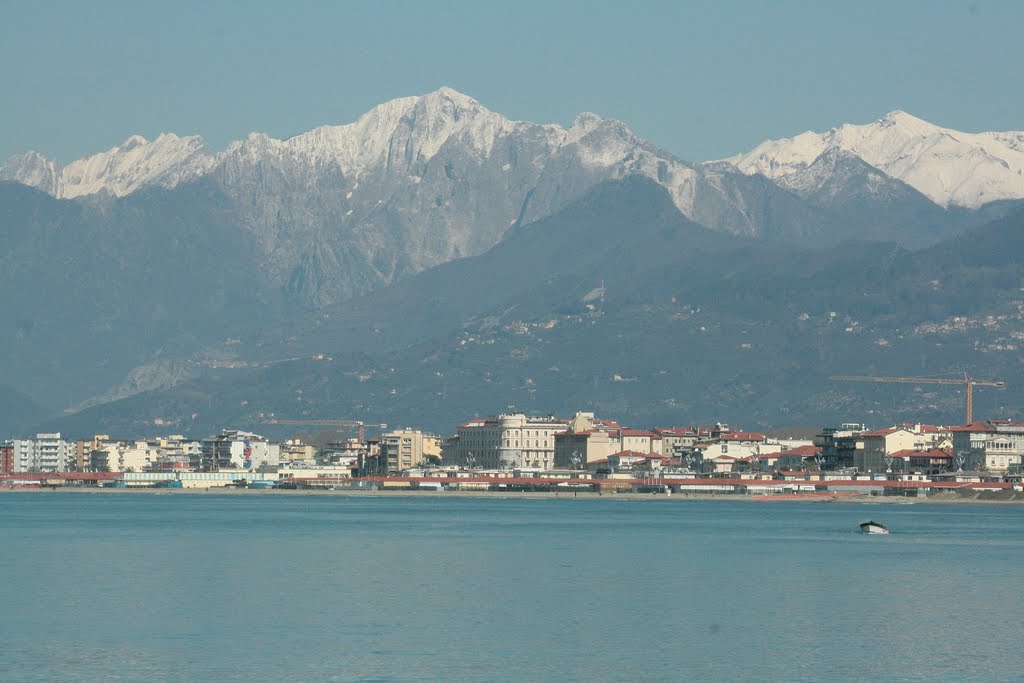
[{"xmin": 3, "ymin": 487, "xmax": 1023, "ymax": 504}]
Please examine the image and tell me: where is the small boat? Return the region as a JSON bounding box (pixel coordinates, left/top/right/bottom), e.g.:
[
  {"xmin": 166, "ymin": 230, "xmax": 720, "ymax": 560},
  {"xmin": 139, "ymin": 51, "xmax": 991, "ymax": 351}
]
[{"xmin": 860, "ymin": 520, "xmax": 890, "ymax": 534}]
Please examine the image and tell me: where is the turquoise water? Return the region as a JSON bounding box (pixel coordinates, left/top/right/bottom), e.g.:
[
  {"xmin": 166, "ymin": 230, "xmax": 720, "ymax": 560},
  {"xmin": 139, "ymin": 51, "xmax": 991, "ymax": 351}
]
[{"xmin": 1, "ymin": 493, "xmax": 1023, "ymax": 682}]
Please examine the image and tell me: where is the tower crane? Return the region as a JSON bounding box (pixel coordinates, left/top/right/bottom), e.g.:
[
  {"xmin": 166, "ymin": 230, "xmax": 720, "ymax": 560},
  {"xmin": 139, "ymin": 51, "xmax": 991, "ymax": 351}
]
[
  {"xmin": 830, "ymin": 373, "xmax": 1005, "ymax": 424},
  {"xmin": 258, "ymin": 419, "xmax": 387, "ymax": 442}
]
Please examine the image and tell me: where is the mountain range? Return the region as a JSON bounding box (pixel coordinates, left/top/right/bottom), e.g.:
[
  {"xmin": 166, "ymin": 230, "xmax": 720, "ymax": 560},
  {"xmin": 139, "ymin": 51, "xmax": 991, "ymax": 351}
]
[{"xmin": 2, "ymin": 88, "xmax": 1022, "ymax": 436}]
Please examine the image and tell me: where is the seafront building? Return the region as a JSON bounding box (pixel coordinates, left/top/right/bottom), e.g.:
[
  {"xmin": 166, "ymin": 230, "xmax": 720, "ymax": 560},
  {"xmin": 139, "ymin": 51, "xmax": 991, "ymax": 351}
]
[
  {"xmin": 813, "ymin": 423, "xmax": 867, "ymax": 470},
  {"xmin": 447, "ymin": 413, "xmax": 569, "ymax": 469},
  {"xmin": 199, "ymin": 430, "xmax": 280, "ymax": 471},
  {"xmin": 855, "ymin": 424, "xmax": 952, "ymax": 473},
  {"xmin": 372, "ymin": 428, "xmax": 441, "ymax": 474},
  {"xmin": 90, "ymin": 440, "xmax": 157, "ymax": 472},
  {"xmin": 696, "ymin": 432, "xmax": 768, "ymax": 461},
  {"xmin": 653, "ymin": 427, "xmax": 706, "ymax": 457},
  {"xmin": 552, "ymin": 412, "xmax": 633, "ymax": 467},
  {"xmin": 9, "ymin": 433, "xmax": 76, "ymax": 472},
  {"xmin": 951, "ymin": 420, "xmax": 1024, "ymax": 473}
]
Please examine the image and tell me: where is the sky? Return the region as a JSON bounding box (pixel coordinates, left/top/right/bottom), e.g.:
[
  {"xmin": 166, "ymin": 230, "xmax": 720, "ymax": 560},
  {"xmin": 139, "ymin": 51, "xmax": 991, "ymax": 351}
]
[{"xmin": 1, "ymin": 0, "xmax": 1022, "ymax": 165}]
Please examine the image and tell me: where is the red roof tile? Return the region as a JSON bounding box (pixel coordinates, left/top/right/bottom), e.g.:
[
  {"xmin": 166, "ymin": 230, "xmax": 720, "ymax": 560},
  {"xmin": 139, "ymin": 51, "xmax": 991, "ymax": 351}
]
[
  {"xmin": 861, "ymin": 428, "xmax": 899, "ymax": 438},
  {"xmin": 889, "ymin": 448, "xmax": 952, "ymax": 459},
  {"xmin": 949, "ymin": 422, "xmax": 996, "ymax": 432},
  {"xmin": 654, "ymin": 428, "xmax": 698, "ymax": 437},
  {"xmin": 782, "ymin": 445, "xmax": 821, "ymax": 456},
  {"xmin": 720, "ymin": 432, "xmax": 766, "ymax": 442},
  {"xmin": 620, "ymin": 429, "xmax": 659, "ymax": 438}
]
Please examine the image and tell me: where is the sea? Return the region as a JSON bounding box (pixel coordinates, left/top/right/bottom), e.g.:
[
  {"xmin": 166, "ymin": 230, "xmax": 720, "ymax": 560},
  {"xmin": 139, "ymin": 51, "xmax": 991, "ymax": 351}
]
[{"xmin": 1, "ymin": 492, "xmax": 1022, "ymax": 682}]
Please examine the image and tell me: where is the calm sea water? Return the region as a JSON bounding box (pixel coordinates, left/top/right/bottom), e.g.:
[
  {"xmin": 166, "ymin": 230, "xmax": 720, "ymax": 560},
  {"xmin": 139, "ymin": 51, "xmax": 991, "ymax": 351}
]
[{"xmin": 1, "ymin": 492, "xmax": 1022, "ymax": 682}]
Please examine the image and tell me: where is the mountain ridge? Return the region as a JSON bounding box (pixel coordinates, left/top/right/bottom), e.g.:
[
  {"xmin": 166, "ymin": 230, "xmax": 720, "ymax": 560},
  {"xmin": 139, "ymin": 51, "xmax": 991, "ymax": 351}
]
[
  {"xmin": 7, "ymin": 95, "xmax": 1024, "ymax": 214},
  {"xmin": 723, "ymin": 110, "xmax": 1024, "ymax": 208}
]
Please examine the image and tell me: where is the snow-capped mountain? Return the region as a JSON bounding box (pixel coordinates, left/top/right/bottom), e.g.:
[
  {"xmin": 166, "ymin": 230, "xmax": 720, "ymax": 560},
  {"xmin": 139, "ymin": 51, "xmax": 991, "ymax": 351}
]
[
  {"xmin": 1, "ymin": 133, "xmax": 213, "ymax": 199},
  {"xmin": 3, "ymin": 88, "xmax": 762, "ymax": 305},
  {"xmin": 724, "ymin": 111, "xmax": 1024, "ymax": 208},
  {"xmin": 2, "ymin": 87, "xmax": 698, "ymax": 210},
  {"xmin": 2, "ymin": 90, "xmax": 1015, "ymax": 310}
]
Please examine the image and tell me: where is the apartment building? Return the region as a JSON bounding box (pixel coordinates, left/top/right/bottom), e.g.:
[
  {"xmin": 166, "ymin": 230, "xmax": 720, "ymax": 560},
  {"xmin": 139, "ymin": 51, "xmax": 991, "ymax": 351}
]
[
  {"xmin": 653, "ymin": 428, "xmax": 702, "ymax": 457},
  {"xmin": 200, "ymin": 430, "xmax": 280, "ymax": 471},
  {"xmin": 10, "ymin": 433, "xmax": 75, "ymax": 472},
  {"xmin": 553, "ymin": 412, "xmax": 647, "ymax": 467},
  {"xmin": 90, "ymin": 440, "xmax": 162, "ymax": 472},
  {"xmin": 855, "ymin": 424, "xmax": 953, "ymax": 473},
  {"xmin": 376, "ymin": 428, "xmax": 440, "ymax": 473},
  {"xmin": 951, "ymin": 420, "xmax": 1024, "ymax": 473},
  {"xmin": 813, "ymin": 423, "xmax": 866, "ymax": 470},
  {"xmin": 447, "ymin": 413, "xmax": 568, "ymax": 469},
  {"xmin": 281, "ymin": 439, "xmax": 317, "ymax": 464}
]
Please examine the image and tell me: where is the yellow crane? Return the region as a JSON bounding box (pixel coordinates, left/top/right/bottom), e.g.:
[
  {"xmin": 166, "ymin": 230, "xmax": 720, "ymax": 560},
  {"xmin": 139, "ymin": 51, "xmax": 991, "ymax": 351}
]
[{"xmin": 830, "ymin": 373, "xmax": 1005, "ymax": 424}]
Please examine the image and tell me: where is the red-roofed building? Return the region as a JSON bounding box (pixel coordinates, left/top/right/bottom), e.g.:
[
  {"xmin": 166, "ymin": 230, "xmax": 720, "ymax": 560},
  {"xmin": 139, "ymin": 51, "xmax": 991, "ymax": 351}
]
[
  {"xmin": 951, "ymin": 420, "xmax": 1024, "ymax": 473},
  {"xmin": 620, "ymin": 429, "xmax": 661, "ymax": 454},
  {"xmin": 856, "ymin": 424, "xmax": 954, "ymax": 473},
  {"xmin": 585, "ymin": 453, "xmax": 682, "ymax": 477},
  {"xmin": 653, "ymin": 427, "xmax": 701, "ymax": 457},
  {"xmin": 888, "ymin": 448, "xmax": 953, "ymax": 474},
  {"xmin": 555, "ymin": 412, "xmax": 629, "ymax": 467},
  {"xmin": 553, "ymin": 414, "xmax": 664, "ymax": 467},
  {"xmin": 719, "ymin": 432, "xmax": 767, "ymax": 445},
  {"xmin": 751, "ymin": 446, "xmax": 821, "ymax": 472}
]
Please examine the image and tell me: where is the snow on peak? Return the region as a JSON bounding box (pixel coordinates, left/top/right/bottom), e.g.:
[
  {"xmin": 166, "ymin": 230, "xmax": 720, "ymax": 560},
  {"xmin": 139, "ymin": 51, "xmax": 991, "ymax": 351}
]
[
  {"xmin": 421, "ymin": 85, "xmax": 481, "ymax": 109},
  {"xmin": 0, "ymin": 150, "xmax": 60, "ymax": 195},
  {"xmin": 0, "ymin": 87, "xmax": 698, "ymax": 212},
  {"xmin": 57, "ymin": 132, "xmax": 214, "ymax": 199},
  {"xmin": 217, "ymin": 87, "xmax": 523, "ymax": 178},
  {"xmin": 571, "ymin": 112, "xmax": 603, "ymax": 129},
  {"xmin": 723, "ymin": 112, "xmax": 1024, "ymax": 208},
  {"xmin": 1, "ymin": 133, "xmax": 214, "ymax": 199},
  {"xmin": 121, "ymin": 134, "xmax": 148, "ymax": 150}
]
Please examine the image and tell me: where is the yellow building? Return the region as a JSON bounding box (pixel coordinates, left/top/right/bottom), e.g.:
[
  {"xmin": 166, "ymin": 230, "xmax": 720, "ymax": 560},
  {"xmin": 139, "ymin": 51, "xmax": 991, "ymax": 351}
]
[{"xmin": 378, "ymin": 429, "xmax": 441, "ymax": 473}]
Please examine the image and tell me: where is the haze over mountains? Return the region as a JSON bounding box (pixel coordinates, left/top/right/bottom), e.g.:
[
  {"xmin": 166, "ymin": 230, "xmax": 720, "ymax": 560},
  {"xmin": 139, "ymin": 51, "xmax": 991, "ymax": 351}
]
[{"xmin": 2, "ymin": 88, "xmax": 1022, "ymax": 436}]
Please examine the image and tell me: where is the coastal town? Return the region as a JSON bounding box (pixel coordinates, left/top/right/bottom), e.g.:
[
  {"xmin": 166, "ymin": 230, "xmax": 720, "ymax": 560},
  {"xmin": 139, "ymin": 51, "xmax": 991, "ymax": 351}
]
[{"xmin": 3, "ymin": 411, "xmax": 1024, "ymax": 499}]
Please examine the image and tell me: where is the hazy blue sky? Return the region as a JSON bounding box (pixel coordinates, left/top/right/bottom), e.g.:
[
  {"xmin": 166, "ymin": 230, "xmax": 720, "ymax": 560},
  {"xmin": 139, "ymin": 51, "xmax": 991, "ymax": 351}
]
[{"xmin": 2, "ymin": 0, "xmax": 1021, "ymax": 164}]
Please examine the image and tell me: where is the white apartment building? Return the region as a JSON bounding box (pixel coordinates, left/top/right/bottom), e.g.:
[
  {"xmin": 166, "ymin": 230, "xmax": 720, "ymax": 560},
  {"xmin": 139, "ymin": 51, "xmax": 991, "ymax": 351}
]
[
  {"xmin": 200, "ymin": 430, "xmax": 280, "ymax": 471},
  {"xmin": 90, "ymin": 440, "xmax": 163, "ymax": 472},
  {"xmin": 11, "ymin": 433, "xmax": 75, "ymax": 472},
  {"xmin": 952, "ymin": 421, "xmax": 1024, "ymax": 473},
  {"xmin": 448, "ymin": 414, "xmax": 568, "ymax": 469}
]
